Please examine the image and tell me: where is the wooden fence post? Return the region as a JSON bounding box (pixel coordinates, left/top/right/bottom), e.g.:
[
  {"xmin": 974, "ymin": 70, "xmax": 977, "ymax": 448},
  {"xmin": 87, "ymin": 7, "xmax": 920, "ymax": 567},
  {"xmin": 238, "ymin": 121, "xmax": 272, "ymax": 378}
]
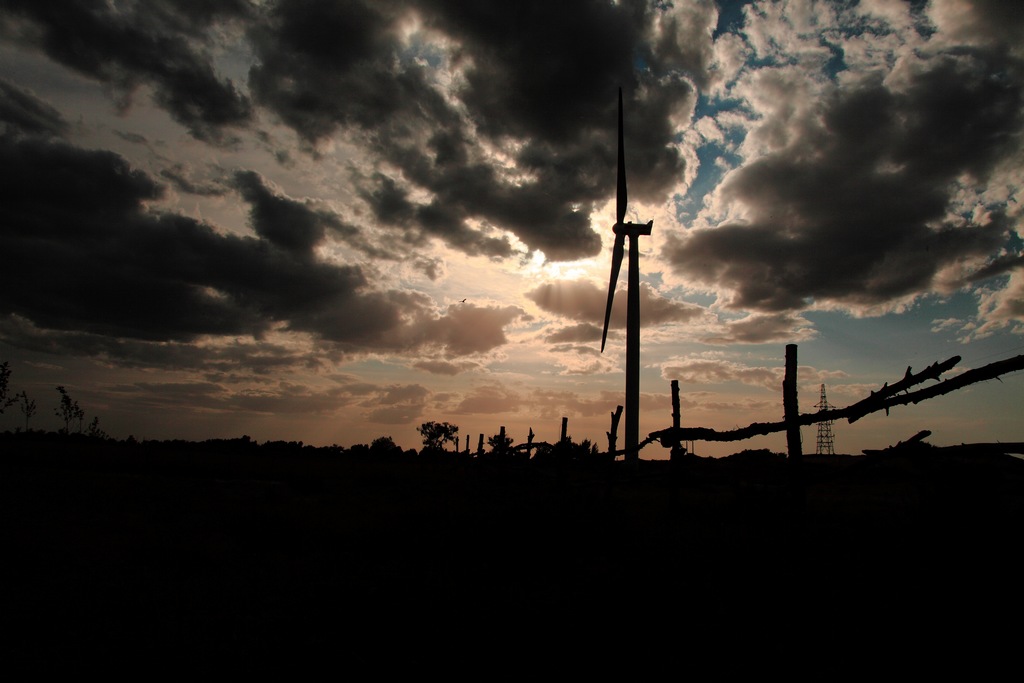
[
  {"xmin": 670, "ymin": 380, "xmax": 686, "ymax": 460},
  {"xmin": 784, "ymin": 344, "xmax": 806, "ymax": 516},
  {"xmin": 607, "ymin": 405, "xmax": 623, "ymax": 458},
  {"xmin": 784, "ymin": 344, "xmax": 803, "ymax": 462},
  {"xmin": 672, "ymin": 379, "xmax": 680, "ymax": 430}
]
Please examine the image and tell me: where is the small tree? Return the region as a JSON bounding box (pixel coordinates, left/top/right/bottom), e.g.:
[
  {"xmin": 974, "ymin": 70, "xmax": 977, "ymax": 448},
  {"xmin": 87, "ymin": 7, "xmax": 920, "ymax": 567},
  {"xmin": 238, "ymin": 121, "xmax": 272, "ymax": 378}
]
[
  {"xmin": 417, "ymin": 421, "xmax": 459, "ymax": 453},
  {"xmin": 86, "ymin": 416, "xmax": 108, "ymax": 440},
  {"xmin": 16, "ymin": 391, "xmax": 36, "ymax": 432},
  {"xmin": 54, "ymin": 386, "xmax": 82, "ymax": 435}
]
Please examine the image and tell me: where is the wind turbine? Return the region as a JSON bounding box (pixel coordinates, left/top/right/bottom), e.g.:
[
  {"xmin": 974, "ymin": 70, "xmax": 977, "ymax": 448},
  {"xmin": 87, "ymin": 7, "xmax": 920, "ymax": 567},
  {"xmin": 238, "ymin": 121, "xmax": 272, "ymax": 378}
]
[{"xmin": 601, "ymin": 87, "xmax": 652, "ymax": 463}]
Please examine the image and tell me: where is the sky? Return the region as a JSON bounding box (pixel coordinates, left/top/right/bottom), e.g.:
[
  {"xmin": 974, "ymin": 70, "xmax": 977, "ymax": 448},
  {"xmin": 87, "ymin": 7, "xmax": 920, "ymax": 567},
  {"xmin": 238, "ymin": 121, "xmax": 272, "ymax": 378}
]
[{"xmin": 0, "ymin": 0, "xmax": 1021, "ymax": 457}]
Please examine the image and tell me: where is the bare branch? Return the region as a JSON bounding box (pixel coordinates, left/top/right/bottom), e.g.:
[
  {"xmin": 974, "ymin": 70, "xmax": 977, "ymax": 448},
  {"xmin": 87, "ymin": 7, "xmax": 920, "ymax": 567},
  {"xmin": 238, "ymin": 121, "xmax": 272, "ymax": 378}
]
[
  {"xmin": 846, "ymin": 354, "xmax": 1024, "ymax": 423},
  {"xmin": 843, "ymin": 356, "xmax": 961, "ymax": 422}
]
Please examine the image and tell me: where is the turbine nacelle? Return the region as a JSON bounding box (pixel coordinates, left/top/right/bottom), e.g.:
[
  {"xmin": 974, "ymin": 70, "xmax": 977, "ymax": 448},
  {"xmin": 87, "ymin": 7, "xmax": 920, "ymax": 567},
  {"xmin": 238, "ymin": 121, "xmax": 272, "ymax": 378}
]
[{"xmin": 613, "ymin": 221, "xmax": 653, "ymax": 238}]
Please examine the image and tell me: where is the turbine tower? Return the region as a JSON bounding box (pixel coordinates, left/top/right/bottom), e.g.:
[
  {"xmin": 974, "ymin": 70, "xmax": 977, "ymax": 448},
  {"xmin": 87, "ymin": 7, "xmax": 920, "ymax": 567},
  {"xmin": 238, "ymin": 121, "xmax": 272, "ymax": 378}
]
[{"xmin": 601, "ymin": 87, "xmax": 652, "ymax": 463}]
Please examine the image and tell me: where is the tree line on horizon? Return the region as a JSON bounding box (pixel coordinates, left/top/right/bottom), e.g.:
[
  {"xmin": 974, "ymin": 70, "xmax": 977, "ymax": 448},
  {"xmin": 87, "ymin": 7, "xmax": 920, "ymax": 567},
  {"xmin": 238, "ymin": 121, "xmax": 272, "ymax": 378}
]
[{"xmin": 0, "ymin": 360, "xmax": 604, "ymax": 461}]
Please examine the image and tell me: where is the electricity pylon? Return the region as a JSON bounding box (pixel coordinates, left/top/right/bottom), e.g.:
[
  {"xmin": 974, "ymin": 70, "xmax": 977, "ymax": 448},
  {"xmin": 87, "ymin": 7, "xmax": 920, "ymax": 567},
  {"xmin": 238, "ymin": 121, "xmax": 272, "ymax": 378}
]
[{"xmin": 815, "ymin": 383, "xmax": 836, "ymax": 455}]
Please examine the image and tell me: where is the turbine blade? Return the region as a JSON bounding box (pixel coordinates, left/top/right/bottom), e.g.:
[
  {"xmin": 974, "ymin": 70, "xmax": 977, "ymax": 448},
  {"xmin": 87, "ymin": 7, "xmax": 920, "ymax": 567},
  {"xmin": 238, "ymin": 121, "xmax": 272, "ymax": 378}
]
[
  {"xmin": 616, "ymin": 87, "xmax": 627, "ymax": 226},
  {"xmin": 601, "ymin": 232, "xmax": 625, "ymax": 353}
]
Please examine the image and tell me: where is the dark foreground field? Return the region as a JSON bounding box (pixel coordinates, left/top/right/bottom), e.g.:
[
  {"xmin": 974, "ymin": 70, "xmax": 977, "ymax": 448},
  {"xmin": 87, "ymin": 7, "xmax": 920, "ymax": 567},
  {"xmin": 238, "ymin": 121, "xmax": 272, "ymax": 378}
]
[{"xmin": 4, "ymin": 434, "xmax": 1024, "ymax": 669}]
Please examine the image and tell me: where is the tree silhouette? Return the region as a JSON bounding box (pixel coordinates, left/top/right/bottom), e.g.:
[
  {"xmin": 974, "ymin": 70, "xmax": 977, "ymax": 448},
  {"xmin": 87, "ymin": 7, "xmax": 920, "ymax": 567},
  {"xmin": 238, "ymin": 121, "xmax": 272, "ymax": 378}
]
[
  {"xmin": 16, "ymin": 391, "xmax": 36, "ymax": 432},
  {"xmin": 0, "ymin": 362, "xmax": 17, "ymax": 414},
  {"xmin": 86, "ymin": 416, "xmax": 108, "ymax": 440},
  {"xmin": 54, "ymin": 386, "xmax": 84, "ymax": 434},
  {"xmin": 370, "ymin": 435, "xmax": 402, "ymax": 458},
  {"xmin": 417, "ymin": 421, "xmax": 459, "ymax": 453}
]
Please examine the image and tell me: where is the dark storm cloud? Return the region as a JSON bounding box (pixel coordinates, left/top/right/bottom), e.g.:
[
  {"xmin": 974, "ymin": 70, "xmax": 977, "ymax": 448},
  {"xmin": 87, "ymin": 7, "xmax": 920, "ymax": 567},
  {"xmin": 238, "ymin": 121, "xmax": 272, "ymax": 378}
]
[
  {"xmin": 360, "ymin": 173, "xmax": 416, "ymax": 228},
  {"xmin": 233, "ymin": 170, "xmax": 328, "ymax": 253},
  {"xmin": 967, "ymin": 248, "xmax": 1024, "ymax": 284},
  {"xmin": 245, "ymin": 0, "xmax": 452, "ymax": 139},
  {"xmin": 0, "ymin": 78, "xmax": 68, "ymax": 137},
  {"xmin": 0, "ymin": 134, "xmax": 524, "ymax": 357},
  {"xmin": 664, "ymin": 47, "xmax": 1023, "ymax": 312},
  {"xmin": 419, "ymin": 0, "xmax": 703, "ymax": 165},
  {"xmin": 419, "ymin": 0, "xmax": 634, "ymax": 143},
  {"xmin": 938, "ymin": 0, "xmax": 1024, "ymax": 48},
  {"xmin": 358, "ymin": 170, "xmax": 548, "ymax": 260},
  {"xmin": 233, "ymin": 170, "xmax": 402, "ymax": 260},
  {"xmin": 0, "ymin": 133, "xmax": 296, "ymax": 339},
  {"xmin": 0, "ymin": 314, "xmax": 326, "ymax": 379},
  {"xmin": 0, "ymin": 0, "xmax": 253, "ymax": 142},
  {"xmin": 247, "ymin": 0, "xmax": 694, "ymax": 261}
]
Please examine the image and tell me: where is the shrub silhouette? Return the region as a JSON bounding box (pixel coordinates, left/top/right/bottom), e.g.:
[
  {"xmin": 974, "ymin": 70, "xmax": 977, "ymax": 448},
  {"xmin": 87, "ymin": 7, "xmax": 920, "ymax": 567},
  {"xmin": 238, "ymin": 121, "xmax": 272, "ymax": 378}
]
[
  {"xmin": 486, "ymin": 430, "xmax": 513, "ymax": 457},
  {"xmin": 54, "ymin": 386, "xmax": 85, "ymax": 434}
]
